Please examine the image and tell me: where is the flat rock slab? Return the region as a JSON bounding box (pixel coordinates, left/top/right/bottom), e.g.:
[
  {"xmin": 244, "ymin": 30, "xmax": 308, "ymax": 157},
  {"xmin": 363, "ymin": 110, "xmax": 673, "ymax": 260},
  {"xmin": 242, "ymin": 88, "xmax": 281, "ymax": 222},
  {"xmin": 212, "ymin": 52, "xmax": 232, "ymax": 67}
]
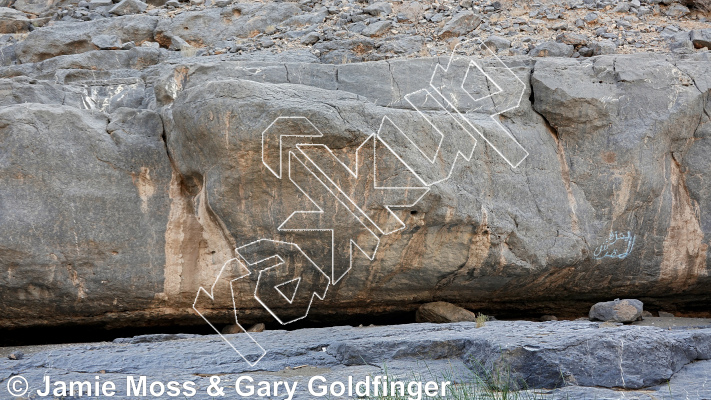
[
  {"xmin": 1, "ymin": 321, "xmax": 711, "ymax": 399},
  {"xmin": 633, "ymin": 317, "xmax": 711, "ymax": 329}
]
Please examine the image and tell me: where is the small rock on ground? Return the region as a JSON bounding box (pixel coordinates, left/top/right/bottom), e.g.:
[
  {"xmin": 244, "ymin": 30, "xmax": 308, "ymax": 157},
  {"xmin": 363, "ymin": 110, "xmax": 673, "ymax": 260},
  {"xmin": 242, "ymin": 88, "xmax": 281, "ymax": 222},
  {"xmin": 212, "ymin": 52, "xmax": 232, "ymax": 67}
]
[
  {"xmin": 589, "ymin": 298, "xmax": 643, "ymax": 323},
  {"xmin": 529, "ymin": 41, "xmax": 574, "ymax": 57},
  {"xmin": 691, "ymin": 29, "xmax": 711, "ymax": 49},
  {"xmin": 361, "ymin": 20, "xmax": 391, "ymax": 37},
  {"xmin": 415, "ymin": 301, "xmax": 478, "ymax": 323},
  {"xmin": 109, "ymin": 0, "xmax": 147, "ymax": 16},
  {"xmin": 483, "ymin": 35, "xmax": 511, "ymax": 51},
  {"xmin": 438, "ymin": 11, "xmax": 481, "ymax": 39},
  {"xmin": 593, "ymin": 39, "xmax": 618, "ymax": 55}
]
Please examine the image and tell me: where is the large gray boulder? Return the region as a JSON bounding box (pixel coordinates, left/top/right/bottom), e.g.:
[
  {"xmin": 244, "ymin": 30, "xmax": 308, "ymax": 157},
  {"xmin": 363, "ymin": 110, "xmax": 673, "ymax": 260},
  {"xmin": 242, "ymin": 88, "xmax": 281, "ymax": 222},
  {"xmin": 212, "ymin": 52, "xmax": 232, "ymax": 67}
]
[
  {"xmin": 154, "ymin": 2, "xmax": 300, "ymax": 49},
  {"xmin": 416, "ymin": 302, "xmax": 478, "ymax": 323},
  {"xmin": 149, "ymin": 53, "xmax": 711, "ymax": 328},
  {"xmin": 0, "ymin": 7, "xmax": 30, "ymax": 33},
  {"xmin": 531, "ymin": 55, "xmax": 710, "ymax": 302},
  {"xmin": 0, "ymin": 104, "xmax": 171, "ymax": 328},
  {"xmin": 14, "ymin": 15, "xmax": 157, "ymax": 63},
  {"xmin": 0, "ymin": 52, "xmax": 710, "ymax": 331},
  {"xmin": 589, "ymin": 299, "xmax": 644, "ymax": 322}
]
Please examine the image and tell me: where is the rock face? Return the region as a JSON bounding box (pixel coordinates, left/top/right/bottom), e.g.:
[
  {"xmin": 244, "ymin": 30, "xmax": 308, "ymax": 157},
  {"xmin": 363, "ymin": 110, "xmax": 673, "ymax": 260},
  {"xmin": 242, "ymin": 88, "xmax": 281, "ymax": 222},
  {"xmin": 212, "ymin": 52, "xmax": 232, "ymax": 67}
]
[
  {"xmin": 0, "ymin": 0, "xmax": 710, "ymax": 333},
  {"xmin": 415, "ymin": 302, "xmax": 478, "ymax": 323},
  {"xmin": 0, "ymin": 104, "xmax": 171, "ymax": 328},
  {"xmin": 589, "ymin": 299, "xmax": 644, "ymax": 323},
  {"xmin": 0, "ymin": 49, "xmax": 710, "ymax": 330}
]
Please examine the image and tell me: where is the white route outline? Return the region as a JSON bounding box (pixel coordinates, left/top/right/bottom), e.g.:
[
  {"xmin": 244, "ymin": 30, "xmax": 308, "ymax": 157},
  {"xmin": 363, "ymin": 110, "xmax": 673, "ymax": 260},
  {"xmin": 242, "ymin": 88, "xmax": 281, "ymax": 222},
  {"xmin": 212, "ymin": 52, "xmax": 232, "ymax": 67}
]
[
  {"xmin": 427, "ymin": 39, "xmax": 529, "ymax": 169},
  {"xmin": 279, "ymin": 151, "xmax": 381, "ymax": 285},
  {"xmin": 262, "ymin": 116, "xmax": 324, "ymax": 179},
  {"xmin": 295, "ymin": 132, "xmax": 430, "ymax": 235},
  {"xmin": 400, "ymin": 91, "xmax": 476, "ymax": 165},
  {"xmin": 378, "ymin": 106, "xmax": 478, "ymax": 186},
  {"xmin": 236, "ymin": 239, "xmax": 331, "ymax": 325},
  {"xmin": 275, "ymin": 277, "xmax": 301, "ymax": 304},
  {"xmin": 192, "ymin": 257, "xmax": 267, "ymax": 366}
]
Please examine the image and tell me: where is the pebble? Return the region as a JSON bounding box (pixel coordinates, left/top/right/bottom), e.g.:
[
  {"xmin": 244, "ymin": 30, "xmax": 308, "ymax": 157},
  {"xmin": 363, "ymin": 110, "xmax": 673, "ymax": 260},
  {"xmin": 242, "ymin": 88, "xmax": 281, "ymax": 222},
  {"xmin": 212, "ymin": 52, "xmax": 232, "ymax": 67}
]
[
  {"xmin": 557, "ymin": 32, "xmax": 589, "ymax": 45},
  {"xmin": 301, "ymin": 31, "xmax": 321, "ymax": 45},
  {"xmin": 361, "ymin": 19, "xmax": 391, "ymax": 37},
  {"xmin": 438, "ymin": 10, "xmax": 481, "ymax": 38},
  {"xmin": 363, "ymin": 2, "xmax": 391, "ymax": 17},
  {"xmin": 483, "ymin": 34, "xmax": 511, "ymax": 51},
  {"xmin": 529, "ymin": 40, "xmax": 575, "ymax": 57},
  {"xmin": 593, "ymin": 39, "xmax": 618, "ymax": 55}
]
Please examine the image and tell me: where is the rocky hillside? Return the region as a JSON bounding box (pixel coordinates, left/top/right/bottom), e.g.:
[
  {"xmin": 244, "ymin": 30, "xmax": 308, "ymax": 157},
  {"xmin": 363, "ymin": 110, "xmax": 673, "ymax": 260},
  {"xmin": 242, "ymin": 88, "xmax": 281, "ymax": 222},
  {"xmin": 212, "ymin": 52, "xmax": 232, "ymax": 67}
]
[
  {"xmin": 1, "ymin": 0, "xmax": 711, "ymax": 62},
  {"xmin": 0, "ymin": 0, "xmax": 710, "ymax": 332}
]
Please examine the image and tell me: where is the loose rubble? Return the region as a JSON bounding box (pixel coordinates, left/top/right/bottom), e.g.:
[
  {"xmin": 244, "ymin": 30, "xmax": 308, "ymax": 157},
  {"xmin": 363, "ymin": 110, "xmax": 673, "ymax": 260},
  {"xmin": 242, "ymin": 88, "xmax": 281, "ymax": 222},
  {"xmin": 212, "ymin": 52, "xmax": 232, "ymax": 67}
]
[{"xmin": 0, "ymin": 0, "xmax": 709, "ymax": 66}]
